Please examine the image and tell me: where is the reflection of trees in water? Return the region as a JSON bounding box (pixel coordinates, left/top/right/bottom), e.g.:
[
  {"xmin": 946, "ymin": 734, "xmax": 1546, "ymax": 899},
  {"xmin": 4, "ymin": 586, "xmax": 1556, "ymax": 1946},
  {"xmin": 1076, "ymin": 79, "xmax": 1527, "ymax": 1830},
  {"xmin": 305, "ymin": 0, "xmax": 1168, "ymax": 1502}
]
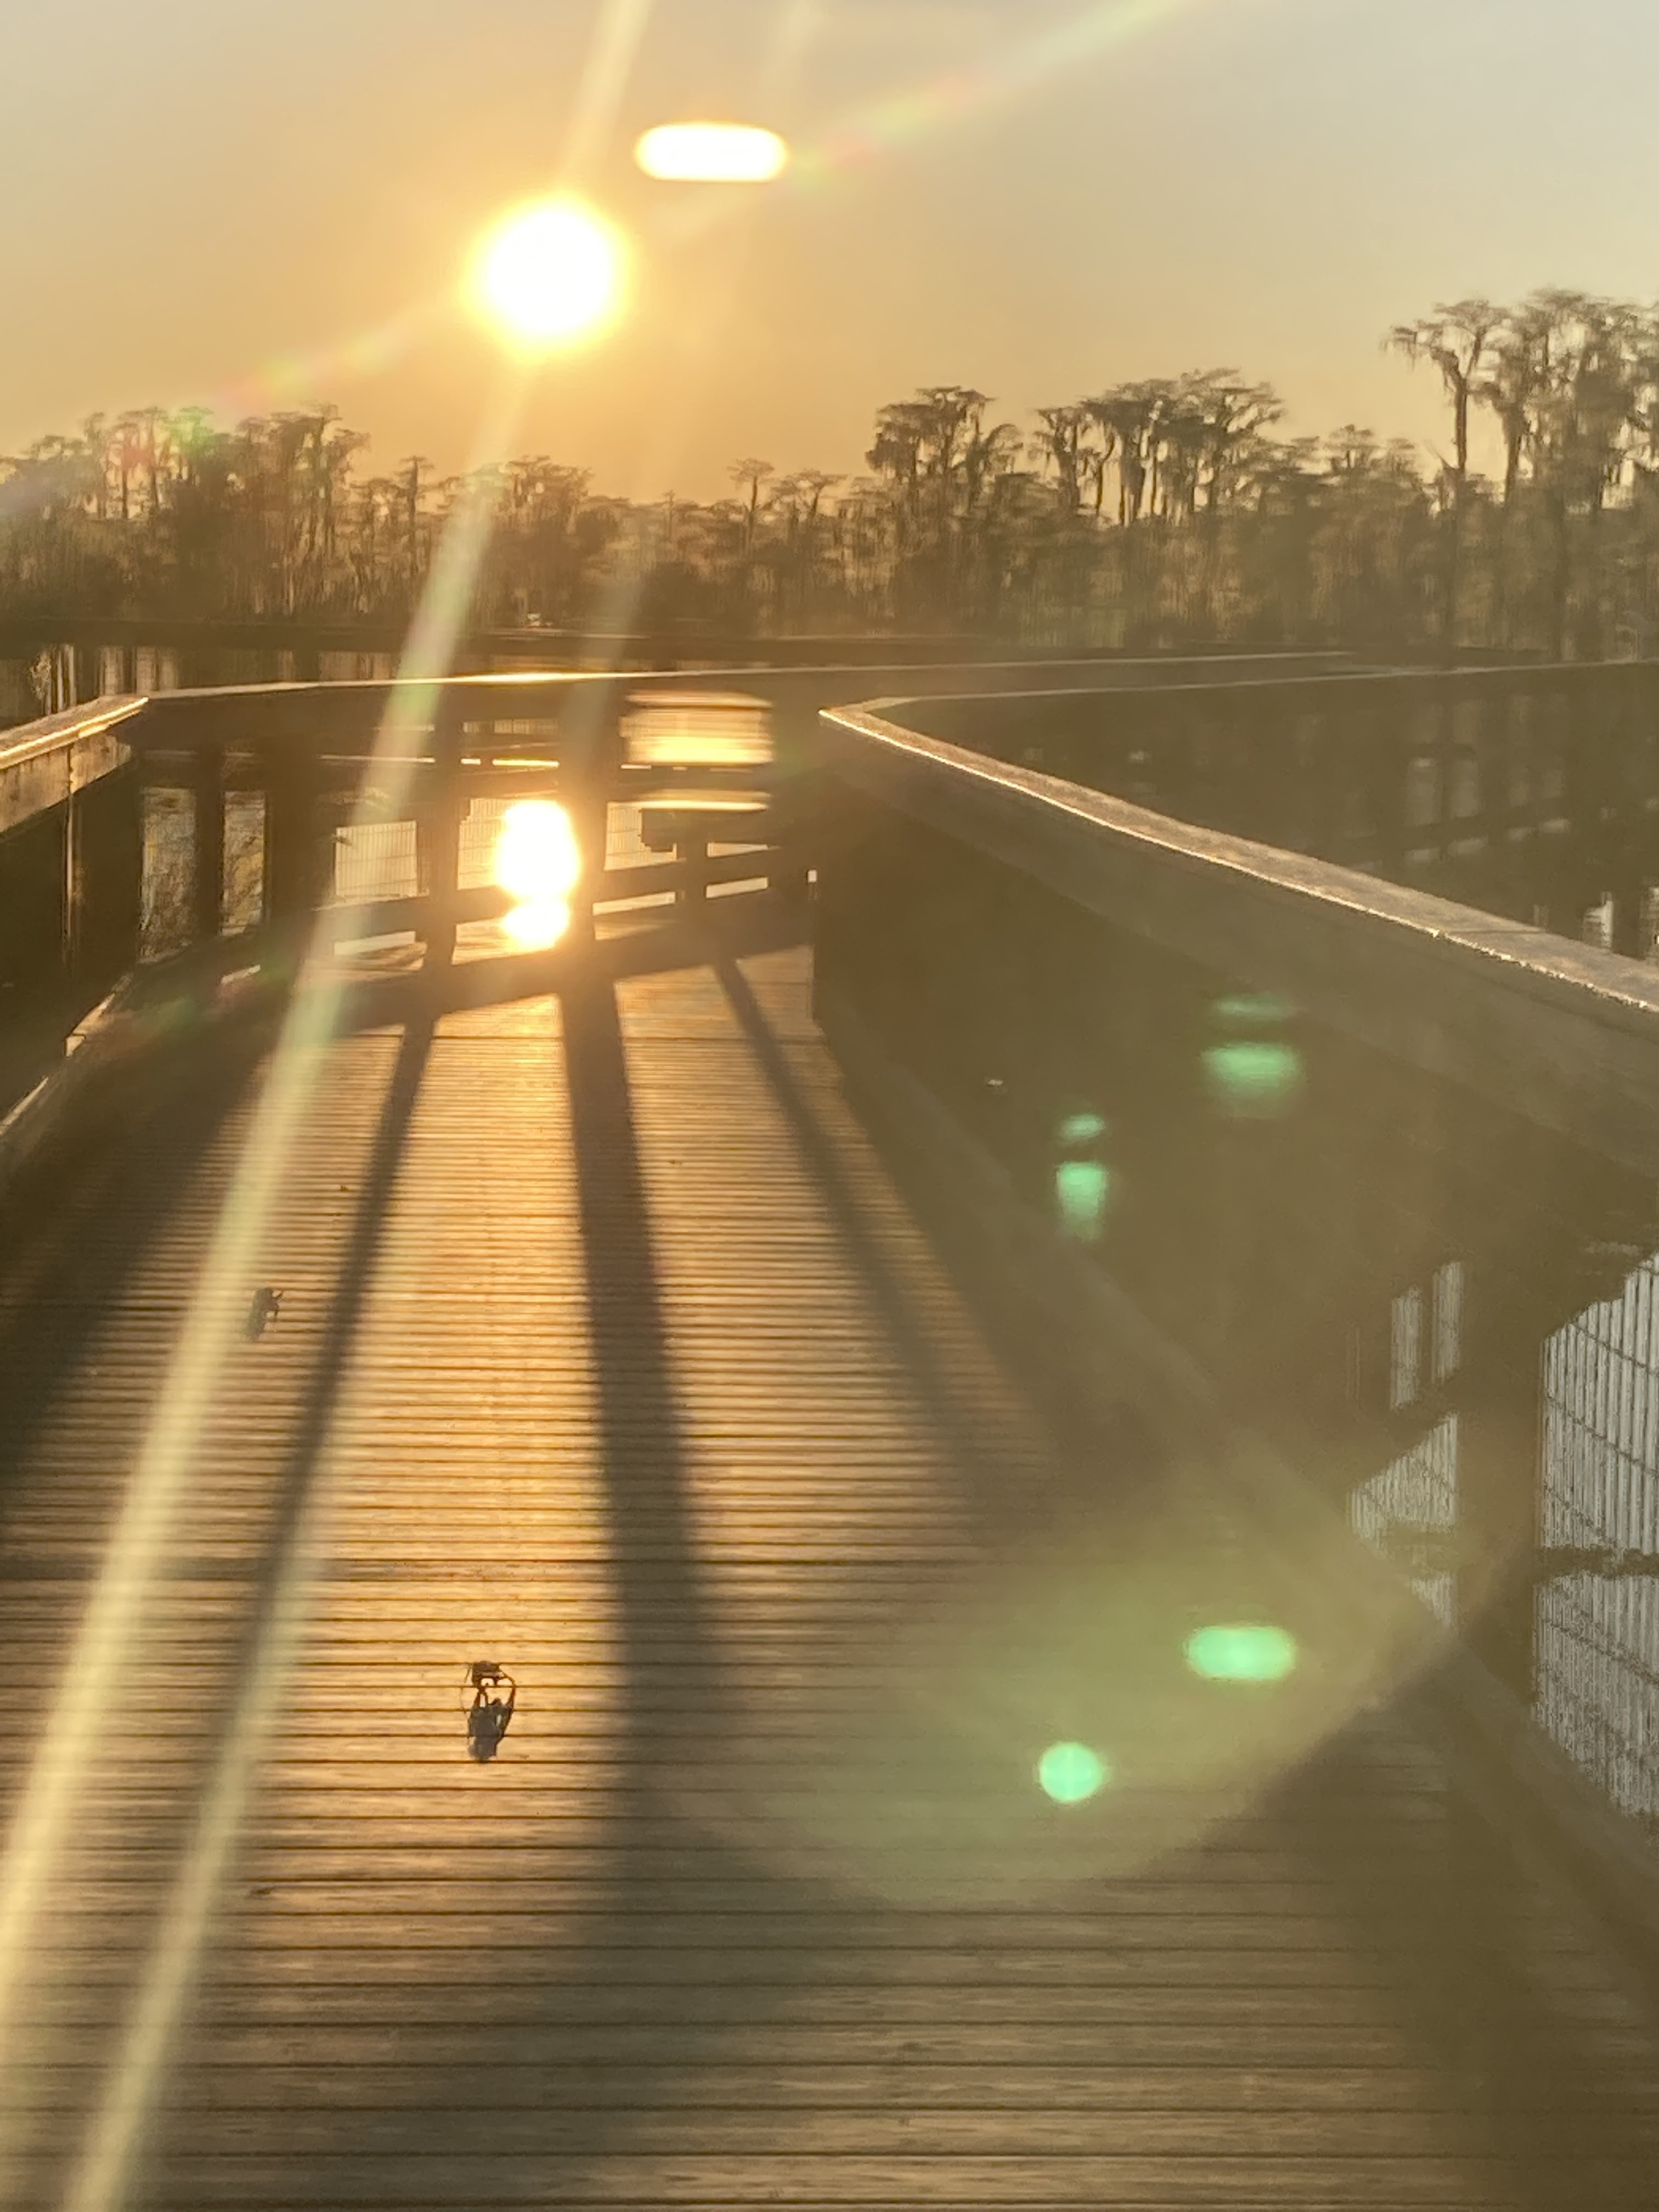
[{"xmin": 10, "ymin": 287, "xmax": 1659, "ymax": 659}]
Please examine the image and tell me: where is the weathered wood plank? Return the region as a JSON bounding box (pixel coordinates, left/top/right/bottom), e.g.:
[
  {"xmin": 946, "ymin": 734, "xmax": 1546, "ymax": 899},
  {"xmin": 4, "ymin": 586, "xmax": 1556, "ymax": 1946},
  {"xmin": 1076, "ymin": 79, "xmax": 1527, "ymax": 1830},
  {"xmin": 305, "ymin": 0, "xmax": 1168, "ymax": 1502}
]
[
  {"xmin": 2, "ymin": 2149, "xmax": 1649, "ymax": 2207},
  {"xmin": 18, "ymin": 2108, "xmax": 1659, "ymax": 2158},
  {"xmin": 17, "ymin": 2022, "xmax": 1651, "ymax": 2070},
  {"xmin": 8, "ymin": 2062, "xmax": 1613, "ymax": 2113},
  {"xmin": 17, "ymin": 1983, "xmax": 1637, "ymax": 2031}
]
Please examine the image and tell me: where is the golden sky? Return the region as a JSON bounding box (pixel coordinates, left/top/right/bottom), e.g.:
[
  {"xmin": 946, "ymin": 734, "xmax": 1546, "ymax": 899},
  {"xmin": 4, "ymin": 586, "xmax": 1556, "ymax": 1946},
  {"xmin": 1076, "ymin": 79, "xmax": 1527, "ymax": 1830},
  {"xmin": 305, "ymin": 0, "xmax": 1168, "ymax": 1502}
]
[{"xmin": 4, "ymin": 0, "xmax": 1657, "ymax": 498}]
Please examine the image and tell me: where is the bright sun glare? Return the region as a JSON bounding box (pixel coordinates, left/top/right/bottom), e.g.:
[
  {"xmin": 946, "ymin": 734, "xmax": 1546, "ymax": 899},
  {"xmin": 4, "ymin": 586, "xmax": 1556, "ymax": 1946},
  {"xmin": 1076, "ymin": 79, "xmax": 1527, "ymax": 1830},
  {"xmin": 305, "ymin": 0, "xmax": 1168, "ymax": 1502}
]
[
  {"xmin": 494, "ymin": 798, "xmax": 581, "ymax": 947},
  {"xmin": 635, "ymin": 122, "xmax": 789, "ymax": 183},
  {"xmin": 469, "ymin": 201, "xmax": 625, "ymax": 352}
]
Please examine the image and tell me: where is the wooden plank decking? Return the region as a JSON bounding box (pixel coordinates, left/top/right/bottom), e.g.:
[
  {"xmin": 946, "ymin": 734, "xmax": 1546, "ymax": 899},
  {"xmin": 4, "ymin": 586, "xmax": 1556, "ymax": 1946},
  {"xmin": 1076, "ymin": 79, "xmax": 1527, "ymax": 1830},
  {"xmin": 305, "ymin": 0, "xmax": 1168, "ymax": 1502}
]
[{"xmin": 0, "ymin": 917, "xmax": 1656, "ymax": 2209}]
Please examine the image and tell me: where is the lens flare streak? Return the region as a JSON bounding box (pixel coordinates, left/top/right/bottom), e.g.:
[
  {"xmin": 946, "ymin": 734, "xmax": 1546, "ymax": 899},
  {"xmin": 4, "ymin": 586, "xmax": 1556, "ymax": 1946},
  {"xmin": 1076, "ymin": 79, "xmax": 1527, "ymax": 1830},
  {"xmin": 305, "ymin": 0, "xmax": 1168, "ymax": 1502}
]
[{"xmin": 795, "ymin": 0, "xmax": 1215, "ymax": 184}]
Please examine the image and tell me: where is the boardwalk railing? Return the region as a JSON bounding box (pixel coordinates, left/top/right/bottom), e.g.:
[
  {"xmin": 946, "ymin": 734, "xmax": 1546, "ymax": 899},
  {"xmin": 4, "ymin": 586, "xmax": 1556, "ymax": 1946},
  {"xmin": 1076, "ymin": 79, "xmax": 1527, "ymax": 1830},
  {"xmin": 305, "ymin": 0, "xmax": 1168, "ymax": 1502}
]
[
  {"xmin": 0, "ymin": 654, "xmax": 1351, "ymax": 1122},
  {"xmin": 812, "ymin": 690, "xmax": 1659, "ymax": 1962},
  {"xmin": 1, "ymin": 618, "xmax": 1355, "ymax": 724},
  {"xmin": 895, "ymin": 659, "xmax": 1659, "ymax": 945}
]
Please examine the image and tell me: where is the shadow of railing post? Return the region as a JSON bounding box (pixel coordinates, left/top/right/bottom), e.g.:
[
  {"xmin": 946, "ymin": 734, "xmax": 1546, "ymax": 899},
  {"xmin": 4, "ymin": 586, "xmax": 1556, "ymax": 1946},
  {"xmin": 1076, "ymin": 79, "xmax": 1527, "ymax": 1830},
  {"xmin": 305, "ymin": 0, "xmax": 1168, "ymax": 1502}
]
[
  {"xmin": 1, "ymin": 1011, "xmax": 435, "ymax": 2211},
  {"xmin": 560, "ymin": 968, "xmax": 717, "ymax": 1737}
]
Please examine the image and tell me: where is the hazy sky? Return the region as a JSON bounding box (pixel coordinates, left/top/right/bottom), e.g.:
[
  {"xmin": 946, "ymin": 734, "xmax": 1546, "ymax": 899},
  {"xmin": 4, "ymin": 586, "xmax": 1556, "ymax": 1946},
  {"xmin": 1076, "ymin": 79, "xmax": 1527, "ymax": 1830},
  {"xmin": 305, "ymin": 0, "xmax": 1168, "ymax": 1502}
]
[{"xmin": 4, "ymin": 0, "xmax": 1657, "ymax": 499}]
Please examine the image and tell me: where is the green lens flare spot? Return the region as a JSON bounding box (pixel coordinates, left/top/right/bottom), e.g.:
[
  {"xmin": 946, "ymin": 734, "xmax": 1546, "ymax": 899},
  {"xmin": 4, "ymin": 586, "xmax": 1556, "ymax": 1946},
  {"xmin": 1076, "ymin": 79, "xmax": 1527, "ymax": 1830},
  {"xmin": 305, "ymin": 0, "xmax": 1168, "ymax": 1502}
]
[
  {"xmin": 1057, "ymin": 1110, "xmax": 1107, "ymax": 1147},
  {"xmin": 1212, "ymin": 992, "xmax": 1297, "ymax": 1029},
  {"xmin": 1055, "ymin": 1160, "xmax": 1111, "ymax": 1240},
  {"xmin": 1200, "ymin": 1041, "xmax": 1304, "ymax": 1118},
  {"xmin": 1037, "ymin": 1741, "xmax": 1110, "ymax": 1803},
  {"xmin": 1184, "ymin": 1623, "xmax": 1300, "ymax": 1683}
]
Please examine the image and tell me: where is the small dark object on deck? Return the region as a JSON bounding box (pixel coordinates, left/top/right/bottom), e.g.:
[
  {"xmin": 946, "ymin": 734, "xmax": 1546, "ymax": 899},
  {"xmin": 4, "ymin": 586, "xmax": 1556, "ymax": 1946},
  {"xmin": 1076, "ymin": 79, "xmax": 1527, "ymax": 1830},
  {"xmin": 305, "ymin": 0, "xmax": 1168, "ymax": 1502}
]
[
  {"xmin": 465, "ymin": 1661, "xmax": 516, "ymax": 1762},
  {"xmin": 244, "ymin": 1286, "xmax": 283, "ymax": 1340}
]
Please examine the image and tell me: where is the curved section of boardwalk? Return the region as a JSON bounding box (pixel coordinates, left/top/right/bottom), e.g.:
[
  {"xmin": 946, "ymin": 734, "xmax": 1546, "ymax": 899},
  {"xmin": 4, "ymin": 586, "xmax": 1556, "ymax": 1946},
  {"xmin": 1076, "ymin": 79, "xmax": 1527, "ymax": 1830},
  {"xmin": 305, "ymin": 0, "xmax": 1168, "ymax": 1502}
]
[{"xmin": 0, "ymin": 924, "xmax": 1655, "ymax": 2209}]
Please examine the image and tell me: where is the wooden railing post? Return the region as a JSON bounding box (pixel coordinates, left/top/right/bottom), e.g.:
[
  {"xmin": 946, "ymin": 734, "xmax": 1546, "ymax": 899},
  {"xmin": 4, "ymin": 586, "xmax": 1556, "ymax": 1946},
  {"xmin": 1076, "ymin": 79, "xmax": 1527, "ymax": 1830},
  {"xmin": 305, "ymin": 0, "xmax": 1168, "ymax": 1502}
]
[
  {"xmin": 768, "ymin": 799, "xmax": 811, "ymax": 907},
  {"xmin": 1362, "ymin": 694, "xmax": 1408, "ymax": 879},
  {"xmin": 59, "ymin": 767, "xmax": 132, "ymax": 995},
  {"xmin": 419, "ymin": 708, "xmax": 463, "ymax": 972},
  {"xmin": 675, "ymin": 828, "xmax": 709, "ymax": 910},
  {"xmin": 562, "ymin": 680, "xmax": 621, "ymax": 940},
  {"xmin": 262, "ymin": 742, "xmax": 321, "ymax": 960},
  {"xmin": 191, "ymin": 744, "xmax": 225, "ymax": 946},
  {"xmin": 1456, "ymin": 1260, "xmax": 1551, "ymax": 1706},
  {"xmin": 69, "ymin": 760, "xmax": 144, "ymax": 989},
  {"xmin": 61, "ymin": 782, "xmax": 86, "ymax": 988}
]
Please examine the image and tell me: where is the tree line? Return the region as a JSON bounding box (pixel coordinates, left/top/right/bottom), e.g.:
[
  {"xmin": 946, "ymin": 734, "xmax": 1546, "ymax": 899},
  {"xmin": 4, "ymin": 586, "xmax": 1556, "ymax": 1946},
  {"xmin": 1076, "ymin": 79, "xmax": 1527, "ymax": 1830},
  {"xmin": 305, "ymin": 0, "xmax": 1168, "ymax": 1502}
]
[{"xmin": 6, "ymin": 288, "xmax": 1659, "ymax": 660}]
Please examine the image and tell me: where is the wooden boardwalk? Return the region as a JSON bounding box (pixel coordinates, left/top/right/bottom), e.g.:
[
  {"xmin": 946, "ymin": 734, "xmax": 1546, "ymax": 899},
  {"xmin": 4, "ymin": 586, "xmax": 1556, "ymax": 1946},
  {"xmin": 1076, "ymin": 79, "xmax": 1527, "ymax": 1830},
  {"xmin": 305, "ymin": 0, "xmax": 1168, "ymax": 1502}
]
[{"xmin": 0, "ymin": 915, "xmax": 1656, "ymax": 2209}]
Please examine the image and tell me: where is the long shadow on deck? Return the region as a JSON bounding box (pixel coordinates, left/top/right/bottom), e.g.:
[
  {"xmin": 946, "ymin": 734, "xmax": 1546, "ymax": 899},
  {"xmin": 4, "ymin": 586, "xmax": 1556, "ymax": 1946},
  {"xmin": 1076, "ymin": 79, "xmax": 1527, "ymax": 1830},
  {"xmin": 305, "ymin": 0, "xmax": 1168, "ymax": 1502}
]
[
  {"xmin": 712, "ymin": 943, "xmax": 1169, "ymax": 1541},
  {"xmin": 0, "ymin": 1030, "xmax": 269, "ymax": 1515},
  {"xmin": 1280, "ymin": 1717, "xmax": 1659, "ymax": 2210},
  {"xmin": 119, "ymin": 950, "xmax": 868, "ymax": 2209},
  {"xmin": 562, "ymin": 968, "xmax": 718, "ymax": 1726},
  {"xmin": 323, "ymin": 889, "xmax": 805, "ymax": 1049},
  {"xmin": 711, "ymin": 947, "xmax": 1124, "ymax": 1545},
  {"xmin": 490, "ymin": 967, "xmax": 850, "ymax": 2197},
  {"xmin": 55, "ymin": 1018, "xmax": 438, "ymax": 2212}
]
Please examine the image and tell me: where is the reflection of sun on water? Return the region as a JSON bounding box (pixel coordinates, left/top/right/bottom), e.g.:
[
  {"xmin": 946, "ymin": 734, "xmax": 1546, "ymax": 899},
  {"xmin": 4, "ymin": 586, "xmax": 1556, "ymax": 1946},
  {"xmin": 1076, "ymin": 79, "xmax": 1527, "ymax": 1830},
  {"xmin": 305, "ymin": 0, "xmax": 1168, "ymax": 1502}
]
[{"xmin": 494, "ymin": 799, "xmax": 580, "ymax": 949}]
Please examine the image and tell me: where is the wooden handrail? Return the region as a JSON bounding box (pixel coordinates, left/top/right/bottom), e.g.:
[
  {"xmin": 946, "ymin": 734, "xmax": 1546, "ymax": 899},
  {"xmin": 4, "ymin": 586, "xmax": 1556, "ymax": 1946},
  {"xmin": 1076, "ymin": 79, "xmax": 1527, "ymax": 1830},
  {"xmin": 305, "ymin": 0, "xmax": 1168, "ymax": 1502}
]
[
  {"xmin": 820, "ymin": 698, "xmax": 1659, "ymax": 1182},
  {"xmin": 0, "ymin": 654, "xmax": 1358, "ymax": 796},
  {"xmin": 0, "ymin": 696, "xmax": 146, "ymax": 836}
]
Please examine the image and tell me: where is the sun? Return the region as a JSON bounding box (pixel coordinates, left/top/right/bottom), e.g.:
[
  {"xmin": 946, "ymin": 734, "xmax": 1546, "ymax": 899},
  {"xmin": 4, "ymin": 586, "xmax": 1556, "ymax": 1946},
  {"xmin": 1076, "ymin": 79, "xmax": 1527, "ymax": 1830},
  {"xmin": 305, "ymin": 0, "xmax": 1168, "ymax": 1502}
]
[{"xmin": 469, "ymin": 200, "xmax": 625, "ymax": 354}]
